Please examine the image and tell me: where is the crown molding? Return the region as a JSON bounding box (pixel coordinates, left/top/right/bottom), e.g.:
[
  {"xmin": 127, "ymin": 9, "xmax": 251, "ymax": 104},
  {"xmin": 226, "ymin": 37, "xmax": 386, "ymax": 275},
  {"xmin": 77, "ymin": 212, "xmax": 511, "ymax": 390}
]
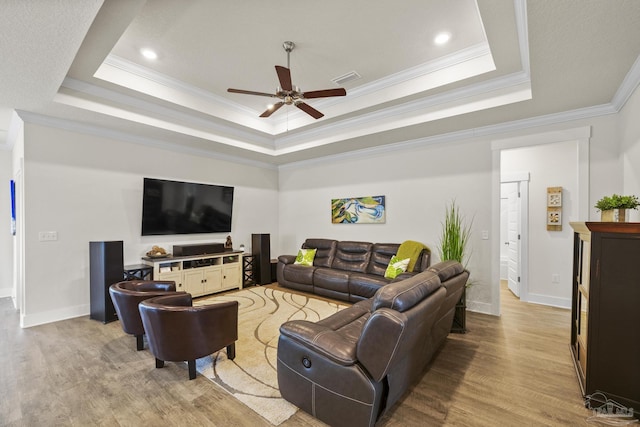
[
  {"xmin": 59, "ymin": 78, "xmax": 275, "ymax": 151},
  {"xmin": 611, "ymin": 53, "xmax": 640, "ymax": 111},
  {"xmin": 95, "ymin": 55, "xmax": 276, "ymax": 134},
  {"xmin": 275, "ymin": 70, "xmax": 532, "ymax": 152},
  {"xmin": 103, "ymin": 55, "xmax": 258, "ymax": 117},
  {"xmin": 514, "ymin": 0, "xmax": 530, "ymax": 76},
  {"xmin": 16, "ymin": 110, "xmax": 278, "ymax": 170},
  {"xmin": 279, "ymin": 102, "xmax": 615, "ymax": 170}
]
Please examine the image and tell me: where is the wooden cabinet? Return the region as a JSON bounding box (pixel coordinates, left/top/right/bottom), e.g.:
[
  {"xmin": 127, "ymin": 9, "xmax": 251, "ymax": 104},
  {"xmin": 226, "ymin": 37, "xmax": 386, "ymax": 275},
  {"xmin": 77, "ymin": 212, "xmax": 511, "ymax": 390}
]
[
  {"xmin": 569, "ymin": 222, "xmax": 640, "ymax": 410},
  {"xmin": 143, "ymin": 251, "xmax": 243, "ymax": 298}
]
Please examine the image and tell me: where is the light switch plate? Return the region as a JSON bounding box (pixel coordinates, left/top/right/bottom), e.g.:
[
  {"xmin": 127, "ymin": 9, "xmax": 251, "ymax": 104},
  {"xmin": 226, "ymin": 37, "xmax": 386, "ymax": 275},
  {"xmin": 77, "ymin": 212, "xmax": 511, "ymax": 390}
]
[{"xmin": 38, "ymin": 231, "xmax": 58, "ymax": 241}]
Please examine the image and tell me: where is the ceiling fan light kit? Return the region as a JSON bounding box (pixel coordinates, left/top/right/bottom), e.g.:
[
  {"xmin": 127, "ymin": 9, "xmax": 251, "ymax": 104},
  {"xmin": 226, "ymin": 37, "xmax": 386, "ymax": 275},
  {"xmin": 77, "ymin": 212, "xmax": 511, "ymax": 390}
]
[{"xmin": 227, "ymin": 41, "xmax": 347, "ymax": 119}]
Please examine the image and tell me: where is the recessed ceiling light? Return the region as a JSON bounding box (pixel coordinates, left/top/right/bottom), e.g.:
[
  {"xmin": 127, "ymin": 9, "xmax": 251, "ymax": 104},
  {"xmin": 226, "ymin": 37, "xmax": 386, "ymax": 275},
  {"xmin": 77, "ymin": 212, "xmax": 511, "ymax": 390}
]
[
  {"xmin": 434, "ymin": 32, "xmax": 451, "ymax": 45},
  {"xmin": 140, "ymin": 48, "xmax": 158, "ymax": 60}
]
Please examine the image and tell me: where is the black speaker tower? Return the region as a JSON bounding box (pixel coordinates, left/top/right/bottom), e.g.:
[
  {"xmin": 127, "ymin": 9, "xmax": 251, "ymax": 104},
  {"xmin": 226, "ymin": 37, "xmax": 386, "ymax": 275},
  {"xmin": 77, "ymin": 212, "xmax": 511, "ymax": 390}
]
[
  {"xmin": 89, "ymin": 240, "xmax": 124, "ymax": 323},
  {"xmin": 252, "ymin": 234, "xmax": 271, "ymax": 285}
]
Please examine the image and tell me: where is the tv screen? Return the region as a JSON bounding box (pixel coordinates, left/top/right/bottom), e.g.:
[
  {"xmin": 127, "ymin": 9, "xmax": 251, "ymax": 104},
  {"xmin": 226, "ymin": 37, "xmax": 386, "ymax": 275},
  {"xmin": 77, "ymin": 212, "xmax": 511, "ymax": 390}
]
[{"xmin": 141, "ymin": 178, "xmax": 234, "ymax": 236}]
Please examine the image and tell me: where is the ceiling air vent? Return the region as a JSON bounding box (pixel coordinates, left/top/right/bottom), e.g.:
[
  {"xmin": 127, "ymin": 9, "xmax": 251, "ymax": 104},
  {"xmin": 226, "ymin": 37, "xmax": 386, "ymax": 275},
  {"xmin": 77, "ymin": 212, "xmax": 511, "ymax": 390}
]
[{"xmin": 331, "ymin": 71, "xmax": 361, "ymax": 86}]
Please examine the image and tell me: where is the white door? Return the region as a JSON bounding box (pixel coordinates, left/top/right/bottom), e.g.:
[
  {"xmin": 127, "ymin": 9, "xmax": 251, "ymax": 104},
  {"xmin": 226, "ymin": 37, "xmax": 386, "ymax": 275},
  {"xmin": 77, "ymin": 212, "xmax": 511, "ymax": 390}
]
[{"xmin": 506, "ymin": 183, "xmax": 520, "ymax": 297}]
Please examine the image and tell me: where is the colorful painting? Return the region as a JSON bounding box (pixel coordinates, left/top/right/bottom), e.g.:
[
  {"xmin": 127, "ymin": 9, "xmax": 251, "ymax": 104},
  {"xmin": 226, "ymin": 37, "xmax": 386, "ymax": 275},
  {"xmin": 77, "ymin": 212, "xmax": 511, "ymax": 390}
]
[{"xmin": 331, "ymin": 195, "xmax": 386, "ymax": 224}]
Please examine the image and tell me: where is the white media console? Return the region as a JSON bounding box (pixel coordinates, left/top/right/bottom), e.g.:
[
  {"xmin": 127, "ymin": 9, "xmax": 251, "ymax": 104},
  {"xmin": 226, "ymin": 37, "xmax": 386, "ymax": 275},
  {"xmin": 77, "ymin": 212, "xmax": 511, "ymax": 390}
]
[{"xmin": 142, "ymin": 251, "xmax": 243, "ymax": 298}]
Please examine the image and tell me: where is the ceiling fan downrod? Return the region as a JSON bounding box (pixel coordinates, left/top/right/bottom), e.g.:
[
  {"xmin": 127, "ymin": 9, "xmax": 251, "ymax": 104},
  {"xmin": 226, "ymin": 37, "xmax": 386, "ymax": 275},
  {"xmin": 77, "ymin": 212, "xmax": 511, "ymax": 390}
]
[{"xmin": 283, "ymin": 41, "xmax": 295, "ymax": 69}]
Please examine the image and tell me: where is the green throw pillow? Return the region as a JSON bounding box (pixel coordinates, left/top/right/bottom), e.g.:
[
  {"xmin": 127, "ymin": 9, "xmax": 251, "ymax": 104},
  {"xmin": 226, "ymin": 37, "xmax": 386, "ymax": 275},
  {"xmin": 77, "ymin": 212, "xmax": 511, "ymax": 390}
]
[
  {"xmin": 294, "ymin": 248, "xmax": 317, "ymax": 266},
  {"xmin": 384, "ymin": 255, "xmax": 410, "ymax": 279}
]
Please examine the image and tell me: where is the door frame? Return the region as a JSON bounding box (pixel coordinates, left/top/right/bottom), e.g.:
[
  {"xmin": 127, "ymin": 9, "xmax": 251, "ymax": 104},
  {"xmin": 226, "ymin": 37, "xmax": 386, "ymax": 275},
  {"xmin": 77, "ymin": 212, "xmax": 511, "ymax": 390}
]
[
  {"xmin": 501, "ymin": 173, "xmax": 530, "ymax": 301},
  {"xmin": 491, "ymin": 126, "xmax": 591, "ymax": 316}
]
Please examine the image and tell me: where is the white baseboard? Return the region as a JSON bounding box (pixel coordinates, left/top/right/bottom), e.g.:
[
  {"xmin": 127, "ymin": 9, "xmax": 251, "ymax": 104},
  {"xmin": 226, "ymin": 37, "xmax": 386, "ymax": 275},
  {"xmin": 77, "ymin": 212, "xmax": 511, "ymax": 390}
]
[
  {"xmin": 467, "ymin": 300, "xmax": 498, "ymax": 316},
  {"xmin": 526, "ymin": 293, "xmax": 571, "ymax": 309},
  {"xmin": 0, "ymin": 287, "xmax": 12, "ymax": 298},
  {"xmin": 21, "ymin": 304, "xmax": 89, "ymax": 328}
]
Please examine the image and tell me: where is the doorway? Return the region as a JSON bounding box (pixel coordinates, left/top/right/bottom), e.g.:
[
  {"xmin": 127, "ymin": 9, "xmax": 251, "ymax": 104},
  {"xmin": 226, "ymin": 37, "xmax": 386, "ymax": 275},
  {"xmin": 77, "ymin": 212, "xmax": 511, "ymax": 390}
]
[
  {"xmin": 500, "ymin": 174, "xmax": 529, "ymax": 301},
  {"xmin": 493, "ymin": 126, "xmax": 590, "ymax": 315}
]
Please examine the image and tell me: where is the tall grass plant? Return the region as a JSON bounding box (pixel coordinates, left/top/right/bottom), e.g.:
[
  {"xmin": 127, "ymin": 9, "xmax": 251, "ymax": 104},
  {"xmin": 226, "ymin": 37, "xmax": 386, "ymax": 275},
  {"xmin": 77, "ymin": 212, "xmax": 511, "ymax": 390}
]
[{"xmin": 438, "ymin": 201, "xmax": 472, "ymax": 266}]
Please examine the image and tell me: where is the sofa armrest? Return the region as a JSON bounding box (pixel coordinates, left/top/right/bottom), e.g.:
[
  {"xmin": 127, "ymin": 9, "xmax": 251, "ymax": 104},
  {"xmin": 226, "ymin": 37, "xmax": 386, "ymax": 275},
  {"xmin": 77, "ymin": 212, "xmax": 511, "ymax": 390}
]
[
  {"xmin": 278, "ymin": 254, "xmax": 296, "ymax": 265},
  {"xmin": 279, "ymin": 320, "xmax": 358, "ymax": 366}
]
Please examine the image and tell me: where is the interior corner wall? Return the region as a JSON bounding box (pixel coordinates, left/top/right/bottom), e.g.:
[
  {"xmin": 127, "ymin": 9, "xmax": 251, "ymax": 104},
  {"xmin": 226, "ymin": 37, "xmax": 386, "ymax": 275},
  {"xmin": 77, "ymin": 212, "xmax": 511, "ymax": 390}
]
[
  {"xmin": 621, "ymin": 82, "xmax": 640, "ymax": 218},
  {"xmin": 21, "ymin": 123, "xmax": 279, "ymax": 327},
  {"xmin": 278, "ymin": 138, "xmax": 496, "ymax": 314},
  {"xmin": 0, "ymin": 150, "xmax": 13, "ymax": 297}
]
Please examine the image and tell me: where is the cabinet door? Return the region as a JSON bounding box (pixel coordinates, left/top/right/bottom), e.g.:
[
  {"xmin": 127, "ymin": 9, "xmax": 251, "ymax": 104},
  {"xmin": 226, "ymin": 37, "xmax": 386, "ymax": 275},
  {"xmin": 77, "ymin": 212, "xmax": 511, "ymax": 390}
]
[
  {"xmin": 183, "ymin": 270, "xmax": 205, "ymax": 297},
  {"xmin": 156, "ymin": 271, "xmax": 184, "ymax": 292},
  {"xmin": 222, "ymin": 264, "xmax": 242, "ymax": 290},
  {"xmin": 204, "ymin": 266, "xmax": 223, "ymax": 294}
]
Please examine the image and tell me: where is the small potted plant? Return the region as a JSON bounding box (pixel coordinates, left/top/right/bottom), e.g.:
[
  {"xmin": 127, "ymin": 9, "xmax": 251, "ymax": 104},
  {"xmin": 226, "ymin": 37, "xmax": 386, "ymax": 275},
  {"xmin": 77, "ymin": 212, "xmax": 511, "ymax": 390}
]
[{"xmin": 594, "ymin": 194, "xmax": 639, "ymax": 222}]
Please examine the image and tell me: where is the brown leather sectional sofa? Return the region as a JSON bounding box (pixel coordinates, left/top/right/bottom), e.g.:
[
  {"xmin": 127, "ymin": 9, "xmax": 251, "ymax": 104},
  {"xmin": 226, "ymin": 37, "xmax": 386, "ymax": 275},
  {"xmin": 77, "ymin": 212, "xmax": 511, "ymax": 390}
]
[
  {"xmin": 277, "ymin": 260, "xmax": 469, "ymax": 427},
  {"xmin": 276, "ymin": 238, "xmax": 431, "ymax": 302}
]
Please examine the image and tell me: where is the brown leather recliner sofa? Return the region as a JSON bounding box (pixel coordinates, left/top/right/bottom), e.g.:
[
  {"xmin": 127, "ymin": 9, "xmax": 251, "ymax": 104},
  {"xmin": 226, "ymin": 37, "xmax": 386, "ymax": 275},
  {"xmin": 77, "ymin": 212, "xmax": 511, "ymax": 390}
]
[
  {"xmin": 277, "ymin": 260, "xmax": 469, "ymax": 427},
  {"xmin": 277, "ymin": 238, "xmax": 431, "ymax": 302}
]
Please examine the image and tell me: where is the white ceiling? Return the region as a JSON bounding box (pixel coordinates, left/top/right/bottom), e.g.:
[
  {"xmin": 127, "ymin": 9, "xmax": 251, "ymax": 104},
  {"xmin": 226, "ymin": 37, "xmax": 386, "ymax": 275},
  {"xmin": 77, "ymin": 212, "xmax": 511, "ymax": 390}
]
[{"xmin": 2, "ymin": 0, "xmax": 640, "ymax": 166}]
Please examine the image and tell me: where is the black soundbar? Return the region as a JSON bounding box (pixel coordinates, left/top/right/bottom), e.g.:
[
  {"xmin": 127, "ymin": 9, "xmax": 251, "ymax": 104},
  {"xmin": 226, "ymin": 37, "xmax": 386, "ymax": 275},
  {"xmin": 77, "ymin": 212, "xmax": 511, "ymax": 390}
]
[{"xmin": 173, "ymin": 243, "xmax": 226, "ymax": 256}]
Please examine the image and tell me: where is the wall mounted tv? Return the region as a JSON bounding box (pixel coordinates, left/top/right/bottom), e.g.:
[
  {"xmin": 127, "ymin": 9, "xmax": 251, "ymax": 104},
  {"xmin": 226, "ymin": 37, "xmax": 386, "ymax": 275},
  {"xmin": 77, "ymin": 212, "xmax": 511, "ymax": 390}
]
[{"xmin": 141, "ymin": 178, "xmax": 234, "ymax": 236}]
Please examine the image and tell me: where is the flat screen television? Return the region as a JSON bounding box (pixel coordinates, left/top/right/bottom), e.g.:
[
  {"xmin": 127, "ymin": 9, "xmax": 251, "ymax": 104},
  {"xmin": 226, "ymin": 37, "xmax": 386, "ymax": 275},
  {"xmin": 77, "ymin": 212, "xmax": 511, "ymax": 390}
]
[{"xmin": 141, "ymin": 178, "xmax": 234, "ymax": 236}]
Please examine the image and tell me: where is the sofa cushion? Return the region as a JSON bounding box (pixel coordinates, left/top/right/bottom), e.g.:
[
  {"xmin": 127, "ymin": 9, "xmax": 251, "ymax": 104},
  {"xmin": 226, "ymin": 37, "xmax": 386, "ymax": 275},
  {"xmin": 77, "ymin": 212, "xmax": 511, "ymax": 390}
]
[
  {"xmin": 294, "ymin": 248, "xmax": 316, "ymax": 266},
  {"xmin": 384, "ymin": 256, "xmax": 410, "ymax": 279},
  {"xmin": 348, "ymin": 273, "xmax": 390, "ymax": 300},
  {"xmin": 283, "ymin": 264, "xmax": 316, "ymax": 285},
  {"xmin": 302, "ymin": 238, "xmax": 337, "ymax": 268},
  {"xmin": 331, "ymin": 241, "xmax": 372, "ymax": 273},
  {"xmin": 372, "ymin": 271, "xmax": 441, "ymax": 312},
  {"xmin": 314, "ymin": 267, "xmax": 350, "ymax": 294},
  {"xmin": 367, "ymin": 243, "xmax": 400, "ymax": 276}
]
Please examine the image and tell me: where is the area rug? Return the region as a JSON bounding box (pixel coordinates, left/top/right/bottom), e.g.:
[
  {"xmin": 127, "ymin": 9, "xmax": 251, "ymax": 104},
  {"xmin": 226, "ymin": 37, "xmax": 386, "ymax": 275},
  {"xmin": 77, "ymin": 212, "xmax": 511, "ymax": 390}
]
[{"xmin": 194, "ymin": 286, "xmax": 348, "ymax": 425}]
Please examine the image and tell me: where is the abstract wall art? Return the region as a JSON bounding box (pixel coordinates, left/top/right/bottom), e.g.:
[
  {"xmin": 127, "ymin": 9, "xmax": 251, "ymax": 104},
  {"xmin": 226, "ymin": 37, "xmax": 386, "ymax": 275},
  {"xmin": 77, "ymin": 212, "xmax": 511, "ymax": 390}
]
[{"xmin": 331, "ymin": 195, "xmax": 386, "ymax": 224}]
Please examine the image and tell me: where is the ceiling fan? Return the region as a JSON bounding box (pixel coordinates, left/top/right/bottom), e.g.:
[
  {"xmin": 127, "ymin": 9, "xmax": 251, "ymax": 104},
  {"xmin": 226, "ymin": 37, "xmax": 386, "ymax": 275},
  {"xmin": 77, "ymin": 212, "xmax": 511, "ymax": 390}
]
[{"xmin": 227, "ymin": 41, "xmax": 347, "ymax": 119}]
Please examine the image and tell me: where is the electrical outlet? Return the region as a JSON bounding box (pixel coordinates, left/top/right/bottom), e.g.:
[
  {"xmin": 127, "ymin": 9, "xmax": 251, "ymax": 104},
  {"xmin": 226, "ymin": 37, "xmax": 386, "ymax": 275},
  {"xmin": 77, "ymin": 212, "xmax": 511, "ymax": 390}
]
[
  {"xmin": 481, "ymin": 230, "xmax": 489, "ymax": 240},
  {"xmin": 552, "ymin": 273, "xmax": 560, "ymax": 283},
  {"xmin": 38, "ymin": 231, "xmax": 58, "ymax": 241}
]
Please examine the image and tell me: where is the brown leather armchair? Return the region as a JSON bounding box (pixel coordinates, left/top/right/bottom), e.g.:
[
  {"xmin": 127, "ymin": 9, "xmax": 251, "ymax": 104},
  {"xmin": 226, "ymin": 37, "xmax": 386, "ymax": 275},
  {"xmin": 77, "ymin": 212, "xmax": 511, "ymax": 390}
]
[
  {"xmin": 138, "ymin": 293, "xmax": 238, "ymax": 380},
  {"xmin": 109, "ymin": 280, "xmax": 179, "ymax": 350}
]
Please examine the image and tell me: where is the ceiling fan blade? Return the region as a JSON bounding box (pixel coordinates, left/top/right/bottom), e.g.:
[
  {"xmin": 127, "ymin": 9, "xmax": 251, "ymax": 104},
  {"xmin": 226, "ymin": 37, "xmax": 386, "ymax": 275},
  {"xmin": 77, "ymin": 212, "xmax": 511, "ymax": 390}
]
[
  {"xmin": 296, "ymin": 102, "xmax": 324, "ymax": 119},
  {"xmin": 275, "ymin": 66, "xmax": 293, "ymax": 91},
  {"xmin": 228, "ymin": 88, "xmax": 277, "ymax": 98},
  {"xmin": 302, "ymin": 88, "xmax": 347, "ymax": 99},
  {"xmin": 259, "ymin": 101, "xmax": 285, "ymax": 118}
]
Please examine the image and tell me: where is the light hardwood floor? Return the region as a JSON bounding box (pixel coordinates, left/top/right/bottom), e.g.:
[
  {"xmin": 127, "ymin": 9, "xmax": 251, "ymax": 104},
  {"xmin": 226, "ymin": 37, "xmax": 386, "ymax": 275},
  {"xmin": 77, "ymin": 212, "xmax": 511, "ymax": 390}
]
[{"xmin": 0, "ymin": 283, "xmax": 594, "ymax": 426}]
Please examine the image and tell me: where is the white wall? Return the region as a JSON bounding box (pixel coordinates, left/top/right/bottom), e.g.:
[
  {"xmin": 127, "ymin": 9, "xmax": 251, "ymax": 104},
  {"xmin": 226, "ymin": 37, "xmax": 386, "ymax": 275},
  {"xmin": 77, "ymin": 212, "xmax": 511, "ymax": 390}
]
[
  {"xmin": 279, "ymin": 138, "xmax": 496, "ymax": 314},
  {"xmin": 278, "ymin": 114, "xmax": 624, "ymax": 316},
  {"xmin": 21, "ymin": 123, "xmax": 279, "ymax": 327},
  {"xmin": 0, "ymin": 150, "xmax": 13, "ymax": 297},
  {"xmin": 501, "ymin": 140, "xmax": 579, "ymax": 308},
  {"xmin": 621, "ymin": 82, "xmax": 640, "ymax": 211}
]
